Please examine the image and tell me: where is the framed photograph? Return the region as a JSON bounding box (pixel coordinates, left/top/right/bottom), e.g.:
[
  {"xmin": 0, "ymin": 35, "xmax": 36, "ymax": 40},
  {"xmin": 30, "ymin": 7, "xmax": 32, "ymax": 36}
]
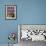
[
  {"xmin": 18, "ymin": 24, "xmax": 46, "ymax": 42},
  {"xmin": 5, "ymin": 5, "xmax": 16, "ymax": 20}
]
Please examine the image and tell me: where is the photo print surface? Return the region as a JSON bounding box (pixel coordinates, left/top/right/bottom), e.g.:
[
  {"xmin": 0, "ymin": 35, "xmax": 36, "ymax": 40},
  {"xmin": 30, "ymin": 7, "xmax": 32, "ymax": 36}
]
[{"xmin": 5, "ymin": 5, "xmax": 16, "ymax": 20}]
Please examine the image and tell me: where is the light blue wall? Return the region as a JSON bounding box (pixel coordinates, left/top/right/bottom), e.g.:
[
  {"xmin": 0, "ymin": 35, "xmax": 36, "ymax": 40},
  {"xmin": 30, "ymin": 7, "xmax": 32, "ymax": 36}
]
[{"xmin": 0, "ymin": 0, "xmax": 46, "ymax": 44}]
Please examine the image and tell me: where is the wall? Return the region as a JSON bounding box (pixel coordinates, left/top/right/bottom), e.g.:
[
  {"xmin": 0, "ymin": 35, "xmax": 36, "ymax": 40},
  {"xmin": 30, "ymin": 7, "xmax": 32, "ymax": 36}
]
[{"xmin": 0, "ymin": 0, "xmax": 46, "ymax": 44}]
